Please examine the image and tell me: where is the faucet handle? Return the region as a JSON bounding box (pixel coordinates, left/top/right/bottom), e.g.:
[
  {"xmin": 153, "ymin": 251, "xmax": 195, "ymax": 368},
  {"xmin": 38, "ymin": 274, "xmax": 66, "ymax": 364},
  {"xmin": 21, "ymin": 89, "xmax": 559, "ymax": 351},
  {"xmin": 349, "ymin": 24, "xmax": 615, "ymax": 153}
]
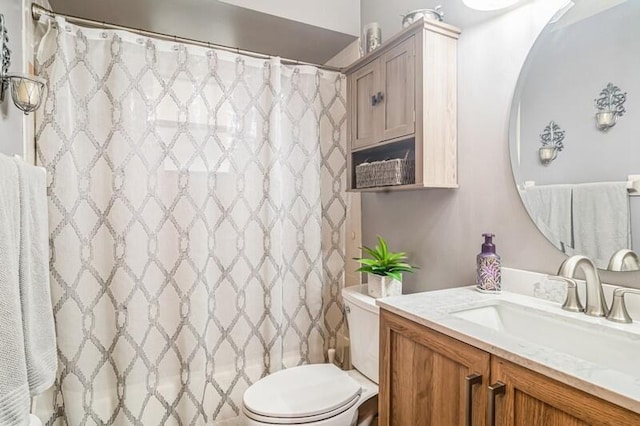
[
  {"xmin": 606, "ymin": 288, "xmax": 640, "ymax": 323},
  {"xmin": 547, "ymin": 275, "xmax": 585, "ymax": 313}
]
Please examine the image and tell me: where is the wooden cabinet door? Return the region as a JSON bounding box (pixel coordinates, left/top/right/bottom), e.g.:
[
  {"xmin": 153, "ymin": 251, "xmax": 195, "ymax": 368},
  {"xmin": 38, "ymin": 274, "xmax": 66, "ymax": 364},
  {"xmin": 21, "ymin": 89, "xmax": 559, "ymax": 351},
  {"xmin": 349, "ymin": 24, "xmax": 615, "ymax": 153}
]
[
  {"xmin": 490, "ymin": 357, "xmax": 639, "ymax": 426},
  {"xmin": 379, "ymin": 36, "xmax": 415, "ymax": 142},
  {"xmin": 380, "ymin": 310, "xmax": 490, "ymax": 426},
  {"xmin": 350, "ymin": 59, "xmax": 380, "ymax": 149}
]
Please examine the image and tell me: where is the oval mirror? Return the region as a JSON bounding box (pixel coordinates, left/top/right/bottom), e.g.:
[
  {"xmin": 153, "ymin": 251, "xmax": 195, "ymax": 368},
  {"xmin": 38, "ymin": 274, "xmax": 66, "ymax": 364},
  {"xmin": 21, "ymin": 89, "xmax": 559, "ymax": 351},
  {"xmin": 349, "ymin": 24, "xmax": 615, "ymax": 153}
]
[{"xmin": 510, "ymin": 0, "xmax": 640, "ymax": 272}]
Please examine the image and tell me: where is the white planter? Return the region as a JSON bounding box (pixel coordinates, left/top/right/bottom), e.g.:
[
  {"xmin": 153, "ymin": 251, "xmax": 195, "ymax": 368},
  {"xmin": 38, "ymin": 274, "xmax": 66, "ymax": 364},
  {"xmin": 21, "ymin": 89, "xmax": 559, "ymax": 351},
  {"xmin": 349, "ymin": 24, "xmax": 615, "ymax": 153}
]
[{"xmin": 367, "ymin": 273, "xmax": 402, "ymax": 298}]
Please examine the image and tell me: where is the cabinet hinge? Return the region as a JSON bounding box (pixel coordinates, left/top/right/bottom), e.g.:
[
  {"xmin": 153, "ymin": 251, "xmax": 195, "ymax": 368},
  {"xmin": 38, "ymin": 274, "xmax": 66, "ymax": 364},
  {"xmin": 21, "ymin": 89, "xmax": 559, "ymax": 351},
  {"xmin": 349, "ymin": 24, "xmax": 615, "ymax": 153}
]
[{"xmin": 413, "ymin": 110, "xmax": 416, "ymax": 123}]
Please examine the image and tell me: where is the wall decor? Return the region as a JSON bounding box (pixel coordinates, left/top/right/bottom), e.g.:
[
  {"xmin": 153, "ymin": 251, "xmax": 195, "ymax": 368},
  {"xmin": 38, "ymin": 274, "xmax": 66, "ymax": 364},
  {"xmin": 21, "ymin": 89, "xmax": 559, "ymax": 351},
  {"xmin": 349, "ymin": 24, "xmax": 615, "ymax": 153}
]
[
  {"xmin": 401, "ymin": 6, "xmax": 444, "ymax": 28},
  {"xmin": 0, "ymin": 13, "xmax": 46, "ymax": 114},
  {"xmin": 594, "ymin": 82, "xmax": 627, "ymax": 130},
  {"xmin": 362, "ymin": 22, "xmax": 382, "ymax": 54},
  {"xmin": 538, "ymin": 120, "xmax": 565, "ymax": 165}
]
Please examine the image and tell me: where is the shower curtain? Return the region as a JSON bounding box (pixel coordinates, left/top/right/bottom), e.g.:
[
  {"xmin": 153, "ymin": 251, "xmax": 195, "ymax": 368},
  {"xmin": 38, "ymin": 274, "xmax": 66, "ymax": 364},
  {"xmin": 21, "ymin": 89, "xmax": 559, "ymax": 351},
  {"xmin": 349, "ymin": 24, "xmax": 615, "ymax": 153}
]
[{"xmin": 34, "ymin": 18, "xmax": 348, "ymax": 425}]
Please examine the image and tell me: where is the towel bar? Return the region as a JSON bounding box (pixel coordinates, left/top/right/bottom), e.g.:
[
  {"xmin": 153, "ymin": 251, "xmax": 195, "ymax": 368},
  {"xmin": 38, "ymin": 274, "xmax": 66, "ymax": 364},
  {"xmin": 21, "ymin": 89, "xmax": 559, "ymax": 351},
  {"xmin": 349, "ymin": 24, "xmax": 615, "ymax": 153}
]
[{"xmin": 626, "ymin": 175, "xmax": 640, "ymax": 196}]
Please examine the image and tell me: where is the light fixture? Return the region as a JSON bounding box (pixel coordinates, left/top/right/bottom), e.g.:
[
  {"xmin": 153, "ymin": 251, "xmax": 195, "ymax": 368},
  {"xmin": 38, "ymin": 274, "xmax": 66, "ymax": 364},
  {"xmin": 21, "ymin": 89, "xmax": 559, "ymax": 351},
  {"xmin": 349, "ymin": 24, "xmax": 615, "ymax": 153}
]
[
  {"xmin": 538, "ymin": 121, "xmax": 565, "ymax": 165},
  {"xmin": 462, "ymin": 0, "xmax": 523, "ymax": 12},
  {"xmin": 0, "ymin": 14, "xmax": 46, "ymax": 115},
  {"xmin": 594, "ymin": 82, "xmax": 626, "ymax": 131}
]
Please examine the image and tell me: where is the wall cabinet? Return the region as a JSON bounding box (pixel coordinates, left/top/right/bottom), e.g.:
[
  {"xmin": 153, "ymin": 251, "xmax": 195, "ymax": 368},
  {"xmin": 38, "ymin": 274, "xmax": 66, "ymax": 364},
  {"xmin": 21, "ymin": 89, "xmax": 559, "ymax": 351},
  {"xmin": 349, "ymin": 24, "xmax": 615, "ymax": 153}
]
[
  {"xmin": 346, "ymin": 19, "xmax": 460, "ymax": 191},
  {"xmin": 380, "ymin": 310, "xmax": 639, "ymax": 426}
]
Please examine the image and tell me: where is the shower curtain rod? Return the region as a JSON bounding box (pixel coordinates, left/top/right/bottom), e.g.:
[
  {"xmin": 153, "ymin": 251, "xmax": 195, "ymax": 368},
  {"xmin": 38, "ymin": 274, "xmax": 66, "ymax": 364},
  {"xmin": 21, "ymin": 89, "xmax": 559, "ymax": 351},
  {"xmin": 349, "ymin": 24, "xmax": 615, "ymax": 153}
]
[{"xmin": 31, "ymin": 3, "xmax": 344, "ymax": 73}]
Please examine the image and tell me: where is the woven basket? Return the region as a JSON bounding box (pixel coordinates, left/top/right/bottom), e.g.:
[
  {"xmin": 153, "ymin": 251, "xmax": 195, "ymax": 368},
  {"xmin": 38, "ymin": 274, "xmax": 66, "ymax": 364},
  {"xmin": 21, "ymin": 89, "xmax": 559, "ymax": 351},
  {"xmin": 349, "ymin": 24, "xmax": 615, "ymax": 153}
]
[{"xmin": 355, "ymin": 152, "xmax": 415, "ymax": 189}]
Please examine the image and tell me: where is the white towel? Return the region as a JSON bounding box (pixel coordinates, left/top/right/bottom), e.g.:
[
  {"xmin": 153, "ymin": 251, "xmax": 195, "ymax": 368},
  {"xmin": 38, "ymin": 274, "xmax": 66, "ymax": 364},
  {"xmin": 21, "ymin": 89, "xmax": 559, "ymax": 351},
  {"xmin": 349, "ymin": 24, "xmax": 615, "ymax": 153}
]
[
  {"xmin": 572, "ymin": 182, "xmax": 630, "ymax": 269},
  {"xmin": 15, "ymin": 157, "xmax": 57, "ymax": 397},
  {"xmin": 521, "ymin": 184, "xmax": 573, "ymax": 252},
  {"xmin": 0, "ymin": 155, "xmax": 31, "ymax": 426}
]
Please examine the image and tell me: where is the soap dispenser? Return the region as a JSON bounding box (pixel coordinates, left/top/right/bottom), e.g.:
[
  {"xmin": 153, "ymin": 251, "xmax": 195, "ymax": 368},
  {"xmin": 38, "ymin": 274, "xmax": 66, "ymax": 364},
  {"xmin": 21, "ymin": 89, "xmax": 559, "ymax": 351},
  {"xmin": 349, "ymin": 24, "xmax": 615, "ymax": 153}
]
[{"xmin": 476, "ymin": 233, "xmax": 502, "ymax": 293}]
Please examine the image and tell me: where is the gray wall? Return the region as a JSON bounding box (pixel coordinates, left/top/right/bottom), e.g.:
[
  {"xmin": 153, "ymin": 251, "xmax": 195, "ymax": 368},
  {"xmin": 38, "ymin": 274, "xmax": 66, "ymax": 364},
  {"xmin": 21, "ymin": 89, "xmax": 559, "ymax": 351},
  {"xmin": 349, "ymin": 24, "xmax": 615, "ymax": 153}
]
[
  {"xmin": 219, "ymin": 0, "xmax": 360, "ymax": 36},
  {"xmin": 518, "ymin": 2, "xmax": 640, "ymax": 185},
  {"xmin": 360, "ymin": 0, "xmax": 640, "ymax": 292},
  {"xmin": 0, "ymin": 0, "xmax": 24, "ymax": 157}
]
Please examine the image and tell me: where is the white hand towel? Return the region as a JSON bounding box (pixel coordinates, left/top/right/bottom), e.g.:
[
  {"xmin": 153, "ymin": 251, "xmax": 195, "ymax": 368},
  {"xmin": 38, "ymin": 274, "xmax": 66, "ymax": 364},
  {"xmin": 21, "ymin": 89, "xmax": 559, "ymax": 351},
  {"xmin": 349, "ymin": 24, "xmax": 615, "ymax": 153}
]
[
  {"xmin": 0, "ymin": 155, "xmax": 31, "ymax": 426},
  {"xmin": 15, "ymin": 158, "xmax": 57, "ymax": 396}
]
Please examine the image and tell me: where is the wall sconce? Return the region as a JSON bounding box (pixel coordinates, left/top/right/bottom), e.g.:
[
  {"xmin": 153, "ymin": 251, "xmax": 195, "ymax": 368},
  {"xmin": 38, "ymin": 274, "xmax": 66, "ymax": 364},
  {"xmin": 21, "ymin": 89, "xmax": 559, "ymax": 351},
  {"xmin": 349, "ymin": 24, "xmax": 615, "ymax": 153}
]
[
  {"xmin": 594, "ymin": 82, "xmax": 626, "ymax": 131},
  {"xmin": 0, "ymin": 14, "xmax": 46, "ymax": 115},
  {"xmin": 539, "ymin": 121, "xmax": 565, "ymax": 165}
]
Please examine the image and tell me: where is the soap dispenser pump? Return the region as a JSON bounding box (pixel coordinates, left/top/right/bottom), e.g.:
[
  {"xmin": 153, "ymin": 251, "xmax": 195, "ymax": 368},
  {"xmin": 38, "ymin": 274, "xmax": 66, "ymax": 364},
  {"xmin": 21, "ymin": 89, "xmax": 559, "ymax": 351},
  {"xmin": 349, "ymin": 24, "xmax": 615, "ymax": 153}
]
[{"xmin": 476, "ymin": 233, "xmax": 502, "ymax": 293}]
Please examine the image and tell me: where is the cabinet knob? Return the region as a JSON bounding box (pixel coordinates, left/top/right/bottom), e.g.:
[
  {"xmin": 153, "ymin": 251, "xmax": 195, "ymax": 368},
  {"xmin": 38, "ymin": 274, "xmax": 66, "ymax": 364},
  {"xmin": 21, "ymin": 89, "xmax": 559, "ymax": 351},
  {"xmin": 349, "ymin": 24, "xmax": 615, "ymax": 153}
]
[{"xmin": 371, "ymin": 92, "xmax": 384, "ymax": 106}]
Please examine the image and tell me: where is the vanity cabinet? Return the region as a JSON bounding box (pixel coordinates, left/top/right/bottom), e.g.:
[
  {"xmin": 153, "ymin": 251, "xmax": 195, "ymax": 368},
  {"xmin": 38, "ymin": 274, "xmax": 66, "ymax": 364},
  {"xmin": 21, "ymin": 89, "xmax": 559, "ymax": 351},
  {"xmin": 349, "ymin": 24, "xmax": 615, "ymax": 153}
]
[
  {"xmin": 379, "ymin": 310, "xmax": 639, "ymax": 426},
  {"xmin": 491, "ymin": 357, "xmax": 637, "ymax": 426},
  {"xmin": 379, "ymin": 310, "xmax": 490, "ymax": 425},
  {"xmin": 345, "ymin": 19, "xmax": 460, "ymax": 191}
]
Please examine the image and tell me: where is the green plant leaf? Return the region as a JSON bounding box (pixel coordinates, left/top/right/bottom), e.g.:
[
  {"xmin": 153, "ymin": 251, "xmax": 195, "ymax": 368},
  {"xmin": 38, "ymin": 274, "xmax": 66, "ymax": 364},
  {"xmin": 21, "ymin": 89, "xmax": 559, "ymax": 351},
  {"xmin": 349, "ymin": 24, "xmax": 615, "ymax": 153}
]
[
  {"xmin": 353, "ymin": 235, "xmax": 418, "ymax": 276},
  {"xmin": 386, "ymin": 252, "xmax": 407, "ymax": 262},
  {"xmin": 377, "ymin": 236, "xmax": 388, "ymax": 259},
  {"xmin": 361, "ymin": 245, "xmax": 383, "ymax": 261},
  {"xmin": 355, "ymin": 258, "xmax": 378, "ymax": 266}
]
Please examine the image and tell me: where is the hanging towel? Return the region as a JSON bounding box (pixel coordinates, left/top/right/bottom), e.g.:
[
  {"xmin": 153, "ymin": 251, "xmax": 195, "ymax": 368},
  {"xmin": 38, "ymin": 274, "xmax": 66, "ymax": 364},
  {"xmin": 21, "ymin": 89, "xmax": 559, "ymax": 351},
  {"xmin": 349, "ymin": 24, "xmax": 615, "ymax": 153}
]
[
  {"xmin": 15, "ymin": 157, "xmax": 57, "ymax": 397},
  {"xmin": 521, "ymin": 184, "xmax": 573, "ymax": 252},
  {"xmin": 0, "ymin": 155, "xmax": 31, "ymax": 426},
  {"xmin": 572, "ymin": 182, "xmax": 630, "ymax": 269}
]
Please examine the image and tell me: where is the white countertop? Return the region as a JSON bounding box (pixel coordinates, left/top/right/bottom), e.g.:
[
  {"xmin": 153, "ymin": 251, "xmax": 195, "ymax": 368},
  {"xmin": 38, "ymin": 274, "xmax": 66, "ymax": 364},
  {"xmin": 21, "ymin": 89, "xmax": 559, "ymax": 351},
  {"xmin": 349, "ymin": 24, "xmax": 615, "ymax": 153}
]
[{"xmin": 375, "ymin": 268, "xmax": 640, "ymax": 414}]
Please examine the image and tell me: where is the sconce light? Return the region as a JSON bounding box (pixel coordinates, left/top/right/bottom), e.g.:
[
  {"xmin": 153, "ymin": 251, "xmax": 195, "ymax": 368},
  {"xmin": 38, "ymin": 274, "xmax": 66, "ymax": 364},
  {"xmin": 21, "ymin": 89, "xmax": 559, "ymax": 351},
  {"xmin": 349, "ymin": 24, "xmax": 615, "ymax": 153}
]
[
  {"xmin": 539, "ymin": 121, "xmax": 565, "ymax": 165},
  {"xmin": 594, "ymin": 82, "xmax": 626, "ymax": 131},
  {"xmin": 0, "ymin": 14, "xmax": 46, "ymax": 115}
]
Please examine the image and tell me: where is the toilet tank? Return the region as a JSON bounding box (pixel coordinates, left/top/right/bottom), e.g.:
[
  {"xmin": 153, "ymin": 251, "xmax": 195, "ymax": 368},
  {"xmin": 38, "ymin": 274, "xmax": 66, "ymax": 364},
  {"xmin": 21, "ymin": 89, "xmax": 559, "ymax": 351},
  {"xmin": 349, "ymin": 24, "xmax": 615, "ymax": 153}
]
[{"xmin": 342, "ymin": 285, "xmax": 379, "ymax": 384}]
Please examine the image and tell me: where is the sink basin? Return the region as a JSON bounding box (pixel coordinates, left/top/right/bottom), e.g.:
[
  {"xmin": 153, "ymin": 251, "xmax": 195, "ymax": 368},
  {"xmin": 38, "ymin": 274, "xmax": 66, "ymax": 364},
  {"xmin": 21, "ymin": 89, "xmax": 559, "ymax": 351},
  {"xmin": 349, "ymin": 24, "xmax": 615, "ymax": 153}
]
[{"xmin": 450, "ymin": 301, "xmax": 640, "ymax": 377}]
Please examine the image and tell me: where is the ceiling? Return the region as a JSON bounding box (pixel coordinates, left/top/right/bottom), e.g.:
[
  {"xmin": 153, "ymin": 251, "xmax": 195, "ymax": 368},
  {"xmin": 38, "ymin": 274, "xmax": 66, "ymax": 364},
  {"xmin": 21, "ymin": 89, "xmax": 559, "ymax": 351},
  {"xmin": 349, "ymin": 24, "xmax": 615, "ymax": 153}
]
[
  {"xmin": 361, "ymin": 0, "xmax": 536, "ymax": 39},
  {"xmin": 47, "ymin": 0, "xmax": 358, "ymax": 65},
  {"xmin": 47, "ymin": 0, "xmax": 534, "ymax": 66}
]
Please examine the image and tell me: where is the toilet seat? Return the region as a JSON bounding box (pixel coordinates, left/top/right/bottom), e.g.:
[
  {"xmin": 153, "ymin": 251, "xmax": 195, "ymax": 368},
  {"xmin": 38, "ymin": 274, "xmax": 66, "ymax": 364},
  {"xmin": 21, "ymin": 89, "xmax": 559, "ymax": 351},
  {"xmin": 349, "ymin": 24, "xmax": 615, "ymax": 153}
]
[{"xmin": 242, "ymin": 364, "xmax": 362, "ymax": 424}]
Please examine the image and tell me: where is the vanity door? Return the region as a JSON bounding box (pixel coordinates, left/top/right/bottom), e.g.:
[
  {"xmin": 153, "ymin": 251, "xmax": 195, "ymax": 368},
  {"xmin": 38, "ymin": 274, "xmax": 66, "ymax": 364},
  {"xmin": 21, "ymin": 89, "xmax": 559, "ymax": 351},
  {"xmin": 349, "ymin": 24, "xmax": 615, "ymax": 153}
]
[
  {"xmin": 379, "ymin": 310, "xmax": 490, "ymax": 426},
  {"xmin": 489, "ymin": 357, "xmax": 638, "ymax": 426}
]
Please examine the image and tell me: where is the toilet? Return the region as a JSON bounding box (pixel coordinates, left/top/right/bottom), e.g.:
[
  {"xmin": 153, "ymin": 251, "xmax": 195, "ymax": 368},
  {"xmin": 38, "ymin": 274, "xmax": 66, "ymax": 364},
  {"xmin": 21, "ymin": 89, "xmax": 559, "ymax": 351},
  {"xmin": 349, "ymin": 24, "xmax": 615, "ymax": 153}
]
[{"xmin": 241, "ymin": 285, "xmax": 379, "ymax": 425}]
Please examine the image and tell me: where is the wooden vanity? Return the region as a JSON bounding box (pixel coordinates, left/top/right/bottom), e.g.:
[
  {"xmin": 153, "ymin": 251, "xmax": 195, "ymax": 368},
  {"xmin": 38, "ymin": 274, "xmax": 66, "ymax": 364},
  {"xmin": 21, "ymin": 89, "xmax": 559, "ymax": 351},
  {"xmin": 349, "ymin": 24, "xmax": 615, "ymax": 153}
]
[{"xmin": 379, "ymin": 309, "xmax": 640, "ymax": 425}]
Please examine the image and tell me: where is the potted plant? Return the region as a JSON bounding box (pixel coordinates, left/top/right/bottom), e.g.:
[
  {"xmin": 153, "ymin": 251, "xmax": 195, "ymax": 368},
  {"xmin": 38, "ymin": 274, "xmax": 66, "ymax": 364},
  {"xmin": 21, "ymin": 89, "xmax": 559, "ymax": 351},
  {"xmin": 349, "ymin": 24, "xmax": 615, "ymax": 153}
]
[{"xmin": 354, "ymin": 236, "xmax": 418, "ymax": 298}]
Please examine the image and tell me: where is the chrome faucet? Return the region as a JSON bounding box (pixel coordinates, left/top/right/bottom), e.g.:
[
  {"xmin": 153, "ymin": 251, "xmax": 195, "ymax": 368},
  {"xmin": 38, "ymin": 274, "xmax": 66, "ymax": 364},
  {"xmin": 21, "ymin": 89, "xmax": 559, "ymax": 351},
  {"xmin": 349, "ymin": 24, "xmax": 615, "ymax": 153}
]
[
  {"xmin": 607, "ymin": 288, "xmax": 640, "ymax": 323},
  {"xmin": 607, "ymin": 249, "xmax": 640, "ymax": 272},
  {"xmin": 547, "ymin": 275, "xmax": 584, "ymax": 313},
  {"xmin": 557, "ymin": 255, "xmax": 608, "ymax": 317}
]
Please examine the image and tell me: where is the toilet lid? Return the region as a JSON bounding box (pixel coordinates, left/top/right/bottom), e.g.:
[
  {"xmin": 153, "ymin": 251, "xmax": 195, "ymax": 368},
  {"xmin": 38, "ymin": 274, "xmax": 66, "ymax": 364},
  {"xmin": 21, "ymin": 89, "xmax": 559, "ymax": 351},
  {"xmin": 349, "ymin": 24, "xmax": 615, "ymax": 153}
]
[{"xmin": 243, "ymin": 364, "xmax": 362, "ymax": 420}]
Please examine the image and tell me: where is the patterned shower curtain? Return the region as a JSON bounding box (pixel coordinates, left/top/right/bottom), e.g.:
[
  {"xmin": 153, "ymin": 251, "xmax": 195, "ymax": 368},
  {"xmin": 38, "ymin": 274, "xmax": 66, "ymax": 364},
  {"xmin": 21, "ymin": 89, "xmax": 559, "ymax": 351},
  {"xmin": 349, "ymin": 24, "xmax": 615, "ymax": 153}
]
[{"xmin": 34, "ymin": 17, "xmax": 347, "ymax": 425}]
